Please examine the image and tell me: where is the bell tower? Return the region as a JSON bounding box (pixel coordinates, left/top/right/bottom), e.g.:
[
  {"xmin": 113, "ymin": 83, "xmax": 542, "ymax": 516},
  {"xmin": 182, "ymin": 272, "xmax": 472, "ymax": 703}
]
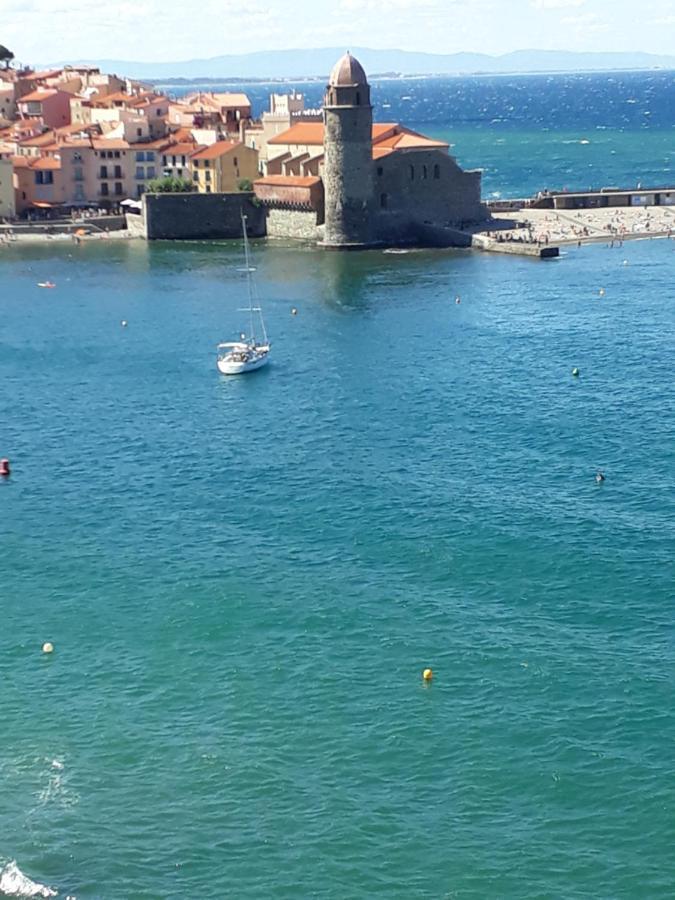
[{"xmin": 322, "ymin": 52, "xmax": 376, "ymax": 248}]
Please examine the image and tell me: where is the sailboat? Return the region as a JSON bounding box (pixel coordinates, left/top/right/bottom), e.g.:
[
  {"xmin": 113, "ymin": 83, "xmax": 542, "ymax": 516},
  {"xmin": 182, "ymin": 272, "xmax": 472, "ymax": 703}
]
[{"xmin": 217, "ymin": 214, "xmax": 271, "ymax": 375}]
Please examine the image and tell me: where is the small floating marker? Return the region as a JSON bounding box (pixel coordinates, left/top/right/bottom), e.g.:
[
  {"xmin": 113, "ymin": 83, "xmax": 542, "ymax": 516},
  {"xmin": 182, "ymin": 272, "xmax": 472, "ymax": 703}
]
[
  {"xmin": 599, "ymin": 288, "xmax": 605, "ymax": 296},
  {"xmin": 571, "ymin": 367, "xmax": 580, "ymax": 377},
  {"xmin": 121, "ymin": 320, "xmax": 128, "ymax": 327},
  {"xmin": 291, "ymin": 307, "xmax": 298, "ymax": 316},
  {"xmin": 623, "ymin": 259, "xmax": 629, "ymax": 266},
  {"xmin": 0, "ymin": 458, "xmax": 10, "ymax": 477},
  {"xmin": 595, "ymin": 471, "xmax": 606, "ymax": 484},
  {"xmin": 455, "ymin": 296, "xmax": 461, "ymax": 304},
  {"xmin": 42, "ymin": 642, "xmax": 54, "ymax": 654},
  {"xmin": 422, "ymin": 668, "xmax": 433, "ymax": 682}
]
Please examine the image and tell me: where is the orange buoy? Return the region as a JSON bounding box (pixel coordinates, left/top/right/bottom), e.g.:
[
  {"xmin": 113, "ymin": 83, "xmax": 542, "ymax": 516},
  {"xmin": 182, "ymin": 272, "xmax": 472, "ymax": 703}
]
[{"xmin": 0, "ymin": 458, "xmax": 10, "ymax": 477}]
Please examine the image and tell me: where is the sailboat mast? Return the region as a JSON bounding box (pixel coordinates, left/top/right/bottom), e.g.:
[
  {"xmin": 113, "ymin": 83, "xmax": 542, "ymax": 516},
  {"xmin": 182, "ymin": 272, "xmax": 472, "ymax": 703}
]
[{"xmin": 242, "ymin": 214, "xmax": 255, "ymax": 343}]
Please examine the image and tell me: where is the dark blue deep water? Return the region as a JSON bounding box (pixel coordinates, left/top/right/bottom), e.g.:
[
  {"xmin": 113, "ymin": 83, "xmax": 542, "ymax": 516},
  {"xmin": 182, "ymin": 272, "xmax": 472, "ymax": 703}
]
[{"xmin": 2, "ymin": 72, "xmax": 675, "ymax": 899}]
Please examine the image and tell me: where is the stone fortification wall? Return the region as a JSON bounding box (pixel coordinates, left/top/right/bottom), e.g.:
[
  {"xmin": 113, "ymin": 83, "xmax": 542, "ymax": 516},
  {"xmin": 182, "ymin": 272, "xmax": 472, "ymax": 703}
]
[
  {"xmin": 323, "ymin": 106, "xmax": 376, "ymax": 246},
  {"xmin": 265, "ymin": 208, "xmax": 322, "ymax": 241},
  {"xmin": 374, "ymin": 149, "xmax": 487, "ymax": 243},
  {"xmin": 143, "ymin": 192, "xmax": 265, "ymax": 240},
  {"xmin": 125, "ymin": 214, "xmax": 145, "ymax": 238}
]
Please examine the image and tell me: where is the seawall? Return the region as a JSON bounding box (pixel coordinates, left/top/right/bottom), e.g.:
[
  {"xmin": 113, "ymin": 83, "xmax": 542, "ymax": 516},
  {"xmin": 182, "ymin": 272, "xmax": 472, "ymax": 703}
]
[{"xmin": 142, "ymin": 193, "xmax": 265, "ymax": 240}]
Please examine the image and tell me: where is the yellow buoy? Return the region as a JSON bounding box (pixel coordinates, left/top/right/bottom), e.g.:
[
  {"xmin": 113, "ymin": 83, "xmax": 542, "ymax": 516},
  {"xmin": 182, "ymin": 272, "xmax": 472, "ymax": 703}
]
[
  {"xmin": 42, "ymin": 642, "xmax": 54, "ymax": 654},
  {"xmin": 422, "ymin": 668, "xmax": 433, "ymax": 682}
]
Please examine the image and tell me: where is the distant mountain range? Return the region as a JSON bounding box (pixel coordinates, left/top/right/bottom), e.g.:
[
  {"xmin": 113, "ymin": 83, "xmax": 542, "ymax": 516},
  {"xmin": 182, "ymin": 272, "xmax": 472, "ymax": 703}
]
[{"xmin": 53, "ymin": 47, "xmax": 675, "ymax": 81}]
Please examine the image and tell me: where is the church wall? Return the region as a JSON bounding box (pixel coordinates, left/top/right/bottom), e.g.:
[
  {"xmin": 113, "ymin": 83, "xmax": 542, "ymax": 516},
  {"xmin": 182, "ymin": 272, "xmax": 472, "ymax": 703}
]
[{"xmin": 374, "ymin": 149, "xmax": 487, "ymax": 237}]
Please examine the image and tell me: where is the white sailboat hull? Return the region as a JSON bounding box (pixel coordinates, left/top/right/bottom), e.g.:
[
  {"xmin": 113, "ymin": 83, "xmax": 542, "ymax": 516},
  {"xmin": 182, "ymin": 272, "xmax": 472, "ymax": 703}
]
[{"xmin": 217, "ymin": 346, "xmax": 270, "ymax": 375}]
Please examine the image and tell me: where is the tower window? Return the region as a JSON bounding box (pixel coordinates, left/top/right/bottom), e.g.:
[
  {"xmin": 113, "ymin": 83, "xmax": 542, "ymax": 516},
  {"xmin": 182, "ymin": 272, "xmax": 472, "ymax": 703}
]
[
  {"xmin": 356, "ymin": 92, "xmax": 361, "ymax": 105},
  {"xmin": 423, "ymin": 165, "xmax": 428, "ymax": 180},
  {"xmin": 409, "ymin": 165, "xmax": 415, "ymax": 181},
  {"xmin": 380, "ymin": 193, "xmax": 388, "ymax": 209},
  {"xmin": 434, "ymin": 164, "xmax": 440, "ymax": 179},
  {"xmin": 377, "ymin": 166, "xmax": 383, "ymax": 176}
]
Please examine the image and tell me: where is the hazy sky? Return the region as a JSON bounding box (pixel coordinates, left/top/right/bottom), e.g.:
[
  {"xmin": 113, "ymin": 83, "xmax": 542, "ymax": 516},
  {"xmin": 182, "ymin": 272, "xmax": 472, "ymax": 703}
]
[{"xmin": 5, "ymin": 0, "xmax": 675, "ymax": 63}]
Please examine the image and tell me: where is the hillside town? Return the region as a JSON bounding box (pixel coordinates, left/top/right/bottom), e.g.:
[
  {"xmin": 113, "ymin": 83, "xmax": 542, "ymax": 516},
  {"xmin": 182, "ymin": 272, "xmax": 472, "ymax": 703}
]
[
  {"xmin": 0, "ymin": 59, "xmax": 270, "ymax": 218},
  {"xmin": 0, "ymin": 49, "xmax": 490, "ymax": 250}
]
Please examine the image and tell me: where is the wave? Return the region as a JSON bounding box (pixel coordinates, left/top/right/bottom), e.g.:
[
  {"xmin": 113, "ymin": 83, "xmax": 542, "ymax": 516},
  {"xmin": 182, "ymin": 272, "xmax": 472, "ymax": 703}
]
[{"xmin": 0, "ymin": 862, "xmax": 57, "ymax": 898}]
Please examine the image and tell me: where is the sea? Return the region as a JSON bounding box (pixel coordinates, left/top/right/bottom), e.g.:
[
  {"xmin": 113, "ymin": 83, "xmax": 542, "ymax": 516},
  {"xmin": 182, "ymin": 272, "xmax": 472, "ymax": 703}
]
[{"xmin": 2, "ymin": 72, "xmax": 675, "ymax": 899}]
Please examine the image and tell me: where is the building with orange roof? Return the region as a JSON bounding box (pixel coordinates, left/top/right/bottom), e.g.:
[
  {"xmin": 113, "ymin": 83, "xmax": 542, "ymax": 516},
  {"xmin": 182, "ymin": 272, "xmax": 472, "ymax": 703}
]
[
  {"xmin": 190, "ymin": 141, "xmax": 258, "ymax": 193},
  {"xmin": 255, "ymin": 52, "xmax": 487, "ymax": 246},
  {"xmin": 17, "ymin": 88, "xmax": 72, "ymax": 129},
  {"xmin": 160, "ymin": 141, "xmax": 200, "ymax": 182},
  {"xmin": 12, "ymin": 152, "xmax": 66, "ymax": 214},
  {"xmin": 181, "ymin": 92, "xmax": 251, "ymax": 134}
]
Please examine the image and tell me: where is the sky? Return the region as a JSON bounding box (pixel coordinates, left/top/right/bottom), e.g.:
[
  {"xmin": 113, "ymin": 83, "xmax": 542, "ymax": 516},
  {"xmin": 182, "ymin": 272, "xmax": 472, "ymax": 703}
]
[{"xmin": 4, "ymin": 0, "xmax": 675, "ymax": 63}]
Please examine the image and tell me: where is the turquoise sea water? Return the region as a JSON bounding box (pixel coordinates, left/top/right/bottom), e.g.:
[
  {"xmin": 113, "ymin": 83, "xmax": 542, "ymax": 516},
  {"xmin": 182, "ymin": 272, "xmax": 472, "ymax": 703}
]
[{"xmin": 2, "ymin": 234, "xmax": 674, "ymax": 898}]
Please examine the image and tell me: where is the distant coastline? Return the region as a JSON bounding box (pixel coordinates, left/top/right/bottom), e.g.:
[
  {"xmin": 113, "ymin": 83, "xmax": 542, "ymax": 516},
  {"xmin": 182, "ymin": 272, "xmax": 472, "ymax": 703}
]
[
  {"xmin": 43, "ymin": 46, "xmax": 675, "ymax": 82},
  {"xmin": 148, "ymin": 67, "xmax": 675, "ymax": 89}
]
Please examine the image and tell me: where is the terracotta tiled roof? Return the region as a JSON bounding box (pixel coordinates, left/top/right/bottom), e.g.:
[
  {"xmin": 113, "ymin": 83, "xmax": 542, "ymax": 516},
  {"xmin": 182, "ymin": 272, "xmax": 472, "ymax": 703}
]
[
  {"xmin": 59, "ymin": 139, "xmax": 95, "ymax": 149},
  {"xmin": 91, "ymin": 139, "xmax": 130, "ymax": 149},
  {"xmin": 268, "ymin": 121, "xmax": 449, "ymax": 154},
  {"xmin": 24, "ymin": 69, "xmax": 63, "ymax": 81},
  {"xmin": 18, "ymin": 131, "xmax": 57, "ymax": 147},
  {"xmin": 185, "ymin": 92, "xmax": 250, "ymax": 108},
  {"xmin": 268, "ymin": 122, "xmax": 324, "ymax": 145},
  {"xmin": 190, "ymin": 140, "xmax": 240, "ymax": 160},
  {"xmin": 255, "ymin": 175, "xmax": 321, "ymax": 187},
  {"xmin": 171, "ymin": 127, "xmax": 194, "ymax": 141},
  {"xmin": 134, "ymin": 137, "xmax": 173, "ymax": 150},
  {"xmin": 10, "ymin": 154, "xmax": 60, "ymax": 170},
  {"xmin": 269, "ymin": 122, "xmax": 400, "ymax": 146},
  {"xmin": 161, "ymin": 142, "xmax": 199, "ymax": 156},
  {"xmin": 375, "ymin": 131, "xmax": 448, "ymax": 150},
  {"xmin": 32, "ymin": 156, "xmax": 61, "ymax": 170},
  {"xmin": 19, "ymin": 89, "xmax": 57, "ymax": 103}
]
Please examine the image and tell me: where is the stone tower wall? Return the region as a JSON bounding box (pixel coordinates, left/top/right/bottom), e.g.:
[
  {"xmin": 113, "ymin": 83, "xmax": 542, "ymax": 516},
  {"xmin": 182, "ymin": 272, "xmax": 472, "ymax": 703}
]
[{"xmin": 323, "ymin": 101, "xmax": 376, "ymax": 246}]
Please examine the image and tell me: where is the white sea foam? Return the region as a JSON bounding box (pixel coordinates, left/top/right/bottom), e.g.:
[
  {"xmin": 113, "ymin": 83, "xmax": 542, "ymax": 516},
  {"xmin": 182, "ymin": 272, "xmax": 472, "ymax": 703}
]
[{"xmin": 0, "ymin": 861, "xmax": 57, "ymax": 898}]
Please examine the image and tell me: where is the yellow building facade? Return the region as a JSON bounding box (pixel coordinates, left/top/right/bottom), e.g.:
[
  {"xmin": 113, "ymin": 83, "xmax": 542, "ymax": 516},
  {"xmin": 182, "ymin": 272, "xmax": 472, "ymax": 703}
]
[{"xmin": 190, "ymin": 141, "xmax": 259, "ymax": 193}]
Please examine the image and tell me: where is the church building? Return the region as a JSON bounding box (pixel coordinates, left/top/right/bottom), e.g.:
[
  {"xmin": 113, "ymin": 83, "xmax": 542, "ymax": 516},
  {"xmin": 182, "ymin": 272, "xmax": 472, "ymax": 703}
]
[{"xmin": 254, "ymin": 52, "xmax": 488, "ymax": 247}]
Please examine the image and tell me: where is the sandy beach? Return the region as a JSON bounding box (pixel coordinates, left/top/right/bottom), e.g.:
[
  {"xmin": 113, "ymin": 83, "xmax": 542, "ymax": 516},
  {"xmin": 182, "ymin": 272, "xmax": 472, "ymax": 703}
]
[{"xmin": 485, "ymin": 205, "xmax": 675, "ymax": 247}]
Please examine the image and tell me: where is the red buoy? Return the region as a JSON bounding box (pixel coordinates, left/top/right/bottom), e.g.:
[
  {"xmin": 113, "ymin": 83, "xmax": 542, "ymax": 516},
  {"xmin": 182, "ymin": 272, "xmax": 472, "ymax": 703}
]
[{"xmin": 0, "ymin": 458, "xmax": 10, "ymax": 477}]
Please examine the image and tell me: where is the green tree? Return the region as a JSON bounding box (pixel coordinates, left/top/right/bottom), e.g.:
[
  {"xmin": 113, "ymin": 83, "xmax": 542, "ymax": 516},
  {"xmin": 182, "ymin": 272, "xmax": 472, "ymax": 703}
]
[
  {"xmin": 146, "ymin": 176, "xmax": 196, "ymax": 193},
  {"xmin": 237, "ymin": 178, "xmax": 253, "ymax": 192},
  {"xmin": 0, "ymin": 45, "xmax": 14, "ymax": 68}
]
